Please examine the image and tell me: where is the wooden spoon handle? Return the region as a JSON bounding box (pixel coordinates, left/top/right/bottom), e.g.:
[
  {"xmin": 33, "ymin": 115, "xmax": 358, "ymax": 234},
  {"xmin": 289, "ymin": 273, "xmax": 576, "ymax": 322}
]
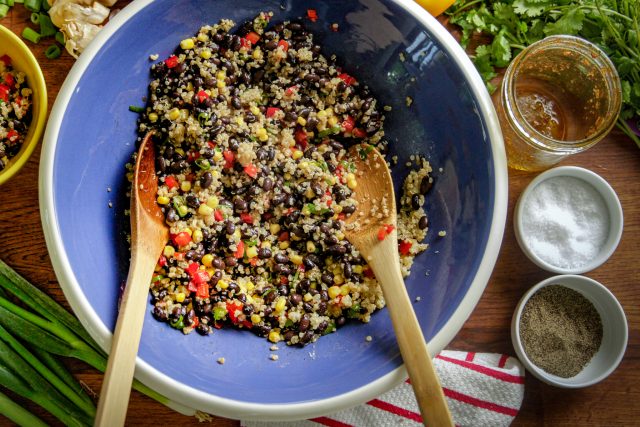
[
  {"xmin": 94, "ymin": 250, "xmax": 157, "ymax": 427},
  {"xmin": 369, "ymin": 235, "xmax": 454, "ymax": 427}
]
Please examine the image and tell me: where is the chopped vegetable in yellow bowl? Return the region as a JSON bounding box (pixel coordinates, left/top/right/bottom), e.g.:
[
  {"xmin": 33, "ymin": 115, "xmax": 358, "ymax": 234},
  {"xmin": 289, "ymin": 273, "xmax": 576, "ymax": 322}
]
[{"xmin": 0, "ymin": 24, "xmax": 47, "ymax": 185}]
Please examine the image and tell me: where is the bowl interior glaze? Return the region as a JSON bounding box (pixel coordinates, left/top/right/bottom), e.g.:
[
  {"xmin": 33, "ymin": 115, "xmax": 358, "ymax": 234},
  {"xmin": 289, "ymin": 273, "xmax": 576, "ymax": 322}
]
[{"xmin": 41, "ymin": 0, "xmax": 506, "ymax": 418}]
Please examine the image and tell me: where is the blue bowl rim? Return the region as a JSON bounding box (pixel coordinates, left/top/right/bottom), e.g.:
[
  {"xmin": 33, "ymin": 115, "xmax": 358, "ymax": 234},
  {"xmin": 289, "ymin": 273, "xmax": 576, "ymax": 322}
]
[{"xmin": 38, "ymin": 0, "xmax": 508, "ymax": 420}]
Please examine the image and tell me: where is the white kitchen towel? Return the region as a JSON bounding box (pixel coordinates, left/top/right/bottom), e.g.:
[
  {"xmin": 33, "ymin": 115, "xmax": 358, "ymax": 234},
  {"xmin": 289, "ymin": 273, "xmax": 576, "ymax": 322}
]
[{"xmin": 241, "ymin": 350, "xmax": 525, "ymax": 427}]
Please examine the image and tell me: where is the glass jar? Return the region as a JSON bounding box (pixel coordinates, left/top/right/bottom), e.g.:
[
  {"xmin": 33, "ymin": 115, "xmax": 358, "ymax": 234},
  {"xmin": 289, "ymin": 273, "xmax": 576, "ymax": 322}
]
[{"xmin": 494, "ymin": 35, "xmax": 622, "ymax": 171}]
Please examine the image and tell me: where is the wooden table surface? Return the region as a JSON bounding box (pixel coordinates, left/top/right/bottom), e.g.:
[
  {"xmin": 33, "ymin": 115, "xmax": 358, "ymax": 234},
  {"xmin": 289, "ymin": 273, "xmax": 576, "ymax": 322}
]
[{"xmin": 1, "ymin": 4, "xmax": 639, "ymax": 426}]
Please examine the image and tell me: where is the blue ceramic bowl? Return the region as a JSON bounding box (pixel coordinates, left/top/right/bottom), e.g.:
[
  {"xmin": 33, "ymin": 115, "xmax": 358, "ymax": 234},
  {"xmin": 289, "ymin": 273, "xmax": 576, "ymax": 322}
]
[{"xmin": 40, "ymin": 0, "xmax": 507, "ymax": 420}]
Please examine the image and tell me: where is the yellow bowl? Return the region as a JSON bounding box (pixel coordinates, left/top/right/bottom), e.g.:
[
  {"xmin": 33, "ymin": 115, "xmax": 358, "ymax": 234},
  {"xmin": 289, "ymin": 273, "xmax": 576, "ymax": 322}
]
[{"xmin": 0, "ymin": 24, "xmax": 47, "ymax": 185}]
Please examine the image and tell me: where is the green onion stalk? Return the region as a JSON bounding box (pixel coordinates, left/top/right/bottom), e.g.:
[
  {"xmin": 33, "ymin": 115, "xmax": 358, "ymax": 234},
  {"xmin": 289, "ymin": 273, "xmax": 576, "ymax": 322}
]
[{"xmin": 0, "ymin": 259, "xmax": 172, "ymax": 425}]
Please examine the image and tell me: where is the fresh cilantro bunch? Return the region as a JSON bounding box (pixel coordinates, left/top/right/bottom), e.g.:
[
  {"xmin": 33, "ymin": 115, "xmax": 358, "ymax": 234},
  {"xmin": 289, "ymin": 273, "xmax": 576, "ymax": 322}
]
[{"xmin": 447, "ymin": 0, "xmax": 640, "ymax": 147}]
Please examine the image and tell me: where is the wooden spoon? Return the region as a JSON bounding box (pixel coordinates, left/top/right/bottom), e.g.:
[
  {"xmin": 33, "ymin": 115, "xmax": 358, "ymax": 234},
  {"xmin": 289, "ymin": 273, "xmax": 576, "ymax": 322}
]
[
  {"xmin": 95, "ymin": 133, "xmax": 169, "ymax": 426},
  {"xmin": 344, "ymin": 145, "xmax": 453, "ymax": 427}
]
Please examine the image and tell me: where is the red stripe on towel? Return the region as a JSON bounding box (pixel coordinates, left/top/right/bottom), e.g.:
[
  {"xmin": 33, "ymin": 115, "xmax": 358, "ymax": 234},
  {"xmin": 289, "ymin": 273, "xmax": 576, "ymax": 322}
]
[
  {"xmin": 465, "ymin": 352, "xmax": 476, "ymax": 362},
  {"xmin": 311, "ymin": 417, "xmax": 353, "ymax": 427},
  {"xmin": 443, "ymin": 387, "xmax": 519, "ymax": 417},
  {"xmin": 498, "ymin": 354, "xmax": 509, "ymax": 368},
  {"xmin": 436, "ymin": 355, "xmax": 524, "ymax": 384},
  {"xmin": 367, "ymin": 398, "xmax": 423, "ymax": 422}
]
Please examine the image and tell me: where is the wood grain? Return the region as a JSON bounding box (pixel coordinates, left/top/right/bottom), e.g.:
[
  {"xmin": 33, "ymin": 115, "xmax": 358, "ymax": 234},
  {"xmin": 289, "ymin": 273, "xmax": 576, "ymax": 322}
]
[{"xmin": 1, "ymin": 5, "xmax": 639, "ymax": 426}]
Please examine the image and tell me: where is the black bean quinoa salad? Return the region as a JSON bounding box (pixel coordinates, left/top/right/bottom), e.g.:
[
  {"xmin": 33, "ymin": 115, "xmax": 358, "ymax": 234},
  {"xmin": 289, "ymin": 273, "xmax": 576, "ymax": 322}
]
[
  {"xmin": 0, "ymin": 54, "xmax": 32, "ymax": 172},
  {"xmin": 129, "ymin": 12, "xmax": 433, "ymax": 346}
]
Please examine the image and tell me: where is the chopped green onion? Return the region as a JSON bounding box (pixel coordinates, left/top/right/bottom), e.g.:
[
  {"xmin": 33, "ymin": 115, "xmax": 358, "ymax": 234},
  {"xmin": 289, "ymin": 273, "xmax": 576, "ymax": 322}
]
[
  {"xmin": 194, "ymin": 158, "xmax": 210, "ymax": 170},
  {"xmin": 0, "ymin": 4, "xmax": 8, "ymax": 18},
  {"xmin": 30, "ymin": 12, "xmax": 39, "ymax": 24},
  {"xmin": 21, "ymin": 27, "xmax": 41, "ymax": 44},
  {"xmin": 23, "ymin": 0, "xmax": 40, "ymax": 12},
  {"xmin": 37, "ymin": 13, "xmax": 56, "ymax": 37},
  {"xmin": 44, "ymin": 44, "xmax": 61, "ymax": 59},
  {"xmin": 54, "ymin": 31, "xmax": 64, "ymax": 45},
  {"xmin": 14, "ymin": 0, "xmax": 23, "ymax": 3},
  {"xmin": 317, "ymin": 125, "xmax": 341, "ymax": 138},
  {"xmin": 212, "ymin": 306, "xmax": 227, "ymax": 321},
  {"xmin": 0, "ymin": 0, "xmax": 14, "ymax": 5},
  {"xmin": 128, "ymin": 105, "xmax": 145, "ymax": 113},
  {"xmin": 198, "ymin": 112, "xmax": 209, "ymax": 125},
  {"xmin": 40, "ymin": 0, "xmax": 48, "ymax": 10},
  {"xmin": 170, "ymin": 315, "xmax": 184, "ymax": 329}
]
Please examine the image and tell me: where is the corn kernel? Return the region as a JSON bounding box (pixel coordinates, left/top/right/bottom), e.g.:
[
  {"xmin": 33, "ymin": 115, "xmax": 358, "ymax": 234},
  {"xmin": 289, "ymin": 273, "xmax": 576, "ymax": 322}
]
[
  {"xmin": 333, "ymin": 204, "xmax": 343, "ymax": 214},
  {"xmin": 202, "ymin": 254, "xmax": 214, "ymax": 267},
  {"xmin": 317, "ymin": 110, "xmax": 327, "ymax": 119},
  {"xmin": 251, "ymin": 314, "xmax": 262, "ymax": 324},
  {"xmin": 261, "ymin": 241, "xmax": 271, "ymax": 249},
  {"xmin": 175, "ymin": 292, "xmax": 186, "ymax": 303},
  {"xmin": 353, "ymin": 265, "xmax": 363, "ymax": 274},
  {"xmin": 168, "ymin": 108, "xmax": 180, "ymax": 121},
  {"xmin": 206, "ymin": 196, "xmax": 219, "ymax": 209},
  {"xmin": 304, "ymin": 187, "xmax": 315, "ymax": 199},
  {"xmin": 217, "ymin": 80, "xmax": 226, "ymax": 89},
  {"xmin": 347, "ymin": 177, "xmax": 357, "ymax": 190},
  {"xmin": 340, "ymin": 284, "xmax": 350, "ymax": 296},
  {"xmin": 292, "ymin": 150, "xmax": 303, "ymax": 160},
  {"xmin": 297, "ymin": 116, "xmax": 307, "ymax": 126},
  {"xmin": 269, "ymin": 330, "xmax": 282, "ymax": 343},
  {"xmin": 245, "ymin": 281, "xmax": 255, "ymax": 292},
  {"xmin": 256, "ymin": 128, "xmax": 268, "ymax": 142},
  {"xmin": 186, "ymin": 82, "xmax": 194, "ymax": 92},
  {"xmin": 200, "ymin": 49, "xmax": 212, "ymax": 59},
  {"xmin": 192, "ymin": 229, "xmax": 203, "ymax": 244},
  {"xmin": 279, "ymin": 241, "xmax": 290, "ymax": 250},
  {"xmin": 211, "ymin": 170, "xmax": 220, "ymax": 178},
  {"xmin": 197, "ymin": 33, "xmax": 209, "ymax": 42},
  {"xmin": 180, "ymin": 38, "xmax": 195, "ymax": 50},
  {"xmin": 284, "ymin": 172, "xmax": 292, "ymax": 180},
  {"xmin": 246, "ymin": 246, "xmax": 258, "ymax": 259},
  {"xmin": 216, "ymin": 70, "xmax": 226, "ymax": 79},
  {"xmin": 290, "ymin": 254, "xmax": 303, "ymax": 265},
  {"xmin": 157, "ymin": 196, "xmax": 170, "ymax": 205},
  {"xmin": 252, "ymin": 48, "xmax": 262, "ymax": 60},
  {"xmin": 213, "ymin": 150, "xmax": 223, "ymax": 162},
  {"xmin": 250, "ymin": 105, "xmax": 260, "ymax": 116},
  {"xmin": 148, "ymin": 112, "xmax": 158, "ymax": 122},
  {"xmin": 206, "ymin": 267, "xmax": 215, "ymax": 276},
  {"xmin": 163, "ymin": 246, "xmax": 175, "ymax": 257},
  {"xmin": 218, "ymin": 280, "xmax": 229, "ymax": 290},
  {"xmin": 181, "ymin": 181, "xmax": 192, "ymax": 192},
  {"xmin": 328, "ymin": 286, "xmax": 341, "ymax": 299},
  {"xmin": 275, "ymin": 297, "xmax": 286, "ymax": 313},
  {"xmin": 304, "ymin": 293, "xmax": 313, "ymax": 302},
  {"xmin": 270, "ymin": 223, "xmax": 281, "ymax": 235},
  {"xmin": 183, "ymin": 228, "xmax": 193, "ymax": 236},
  {"xmin": 306, "ymin": 241, "xmax": 316, "ymax": 253},
  {"xmin": 328, "ymin": 116, "xmax": 339, "ymax": 127},
  {"xmin": 198, "ymin": 204, "xmax": 214, "ymax": 216},
  {"xmin": 232, "ymin": 229, "xmax": 241, "ymax": 241}
]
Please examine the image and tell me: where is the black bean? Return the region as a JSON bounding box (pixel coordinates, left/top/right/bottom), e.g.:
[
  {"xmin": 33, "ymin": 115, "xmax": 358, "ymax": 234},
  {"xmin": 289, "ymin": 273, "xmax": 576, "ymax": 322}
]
[
  {"xmin": 299, "ymin": 315, "xmax": 310, "ymax": 332},
  {"xmin": 196, "ymin": 324, "xmax": 211, "ymax": 335},
  {"xmin": 300, "ymin": 330, "xmax": 314, "ymax": 344},
  {"xmin": 186, "ymin": 194, "xmax": 200, "ymax": 208},
  {"xmin": 225, "ymin": 256, "xmax": 237, "ymax": 267},
  {"xmin": 258, "ymin": 247, "xmax": 272, "ymax": 259},
  {"xmin": 200, "ymin": 172, "xmax": 213, "ymax": 189},
  {"xmin": 252, "ymin": 69, "xmax": 265, "ymax": 83},
  {"xmin": 155, "ymin": 156, "xmax": 167, "ymax": 173},
  {"xmin": 336, "ymin": 316, "xmax": 346, "ymax": 326},
  {"xmin": 305, "ymin": 117, "xmax": 319, "ymax": 131},
  {"xmin": 237, "ymin": 293, "xmax": 247, "ymax": 303},
  {"xmin": 325, "ymin": 235, "xmax": 338, "ymax": 245},
  {"xmin": 342, "ymin": 205, "xmax": 356, "ymax": 214},
  {"xmin": 185, "ymin": 250, "xmax": 198, "ymax": 261},
  {"xmin": 411, "ymin": 194, "xmax": 422, "ymax": 210},
  {"xmin": 272, "ymin": 193, "xmax": 287, "ymax": 205},
  {"xmin": 227, "ymin": 282, "xmax": 239, "ymax": 294},
  {"xmin": 317, "ymin": 302, "xmax": 327, "ymax": 315},
  {"xmin": 265, "ymin": 40, "xmax": 277, "ymax": 50},
  {"xmin": 245, "ymin": 112, "xmax": 257, "ymax": 123},
  {"xmin": 317, "ymin": 320, "xmax": 328, "ymax": 333},
  {"xmin": 231, "ymin": 96, "xmax": 241, "ymax": 109},
  {"xmin": 233, "ymin": 197, "xmax": 248, "ymax": 212},
  {"xmin": 287, "ymin": 22, "xmax": 303, "ymax": 32},
  {"xmin": 343, "ymin": 263, "xmax": 353, "ymax": 278},
  {"xmin": 304, "ymin": 73, "xmax": 320, "ymax": 82},
  {"xmin": 274, "ymin": 253, "xmax": 289, "ymax": 264},
  {"xmin": 316, "ymin": 66, "xmax": 328, "ymax": 75},
  {"xmin": 290, "ymin": 294, "xmax": 302, "ymax": 306},
  {"xmin": 255, "ymin": 325, "xmax": 271, "ymax": 337},
  {"xmin": 283, "ymin": 330, "xmax": 295, "ymax": 341},
  {"xmin": 303, "ymin": 302, "xmax": 314, "ymax": 313},
  {"xmin": 418, "ymin": 216, "xmax": 429, "ymax": 230},
  {"xmin": 321, "ymin": 273, "xmax": 334, "ymax": 285},
  {"xmin": 152, "ymin": 306, "xmax": 168, "ymax": 322},
  {"xmin": 277, "ymin": 285, "xmax": 289, "ymax": 296},
  {"xmin": 212, "ymin": 257, "xmax": 225, "ymax": 269},
  {"xmin": 243, "ymin": 304, "xmax": 254, "ymax": 315},
  {"xmin": 303, "ymin": 256, "xmax": 316, "ymax": 270},
  {"xmin": 264, "ymin": 290, "xmax": 277, "ymax": 304},
  {"xmin": 285, "ymin": 111, "xmax": 298, "ymax": 122},
  {"xmin": 298, "ymin": 278, "xmax": 311, "ymax": 292},
  {"xmin": 420, "ymin": 176, "xmax": 433, "ymax": 194},
  {"xmin": 166, "ymin": 208, "xmax": 179, "ymax": 223},
  {"xmin": 225, "ymin": 221, "xmax": 236, "ymax": 235},
  {"xmin": 298, "ymin": 107, "xmax": 311, "ymax": 118}
]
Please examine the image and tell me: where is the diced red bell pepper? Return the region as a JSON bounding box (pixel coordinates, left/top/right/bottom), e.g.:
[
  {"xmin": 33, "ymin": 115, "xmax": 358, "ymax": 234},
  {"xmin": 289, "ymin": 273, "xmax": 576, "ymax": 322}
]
[
  {"xmin": 5, "ymin": 130, "xmax": 19, "ymax": 143},
  {"xmin": 280, "ymin": 276, "xmax": 288, "ymax": 285},
  {"xmin": 226, "ymin": 301, "xmax": 243, "ymax": 324},
  {"xmin": 352, "ymin": 128, "xmax": 367, "ymax": 138},
  {"xmin": 363, "ymin": 267, "xmax": 375, "ymax": 278},
  {"xmin": 196, "ymin": 282, "xmax": 209, "ymax": 299},
  {"xmin": 165, "ymin": 175, "xmax": 178, "ymax": 189},
  {"xmin": 165, "ymin": 55, "xmax": 179, "ymax": 68},
  {"xmin": 307, "ymin": 9, "xmax": 318, "ymax": 22},
  {"xmin": 399, "ymin": 240, "xmax": 413, "ymax": 255},
  {"xmin": 214, "ymin": 209, "xmax": 224, "ymax": 222},
  {"xmin": 157, "ymin": 255, "xmax": 168, "ymax": 267},
  {"xmin": 4, "ymin": 73, "xmax": 14, "ymax": 86},
  {"xmin": 341, "ymin": 116, "xmax": 355, "ymax": 133},
  {"xmin": 192, "ymin": 270, "xmax": 210, "ymax": 285},
  {"xmin": 187, "ymin": 262, "xmax": 199, "ymax": 276},
  {"xmin": 240, "ymin": 37, "xmax": 252, "ymax": 49},
  {"xmin": 234, "ymin": 240, "xmax": 245, "ymax": 258},
  {"xmin": 377, "ymin": 224, "xmax": 395, "ymax": 241},
  {"xmin": 172, "ymin": 232, "xmax": 192, "ymax": 247},
  {"xmin": 240, "ymin": 212, "xmax": 254, "ymax": 224},
  {"xmin": 0, "ymin": 55, "xmax": 11, "ymax": 66},
  {"xmin": 278, "ymin": 231, "xmax": 289, "ymax": 241},
  {"xmin": 223, "ymin": 150, "xmax": 235, "ymax": 169},
  {"xmin": 246, "ymin": 31, "xmax": 260, "ymax": 45},
  {"xmin": 187, "ymin": 151, "xmax": 201, "ymax": 162},
  {"xmin": 277, "ymin": 40, "xmax": 289, "ymax": 51},
  {"xmin": 285, "ymin": 85, "xmax": 297, "ymax": 96},
  {"xmin": 190, "ymin": 315, "xmax": 201, "ymax": 328},
  {"xmin": 266, "ymin": 107, "xmax": 280, "ymax": 118},
  {"xmin": 196, "ymin": 90, "xmax": 209, "ymax": 103},
  {"xmin": 337, "ymin": 212, "xmax": 346, "ymax": 221},
  {"xmin": 294, "ymin": 128, "xmax": 308, "ymax": 147},
  {"xmin": 338, "ymin": 73, "xmax": 356, "ymax": 86},
  {"xmin": 0, "ymin": 84, "xmax": 9, "ymax": 103},
  {"xmin": 187, "ymin": 280, "xmax": 198, "ymax": 293},
  {"xmin": 174, "ymin": 252, "xmax": 185, "ymax": 261},
  {"xmin": 244, "ymin": 163, "xmax": 258, "ymax": 178},
  {"xmin": 207, "ymin": 141, "xmax": 216, "ymax": 148}
]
